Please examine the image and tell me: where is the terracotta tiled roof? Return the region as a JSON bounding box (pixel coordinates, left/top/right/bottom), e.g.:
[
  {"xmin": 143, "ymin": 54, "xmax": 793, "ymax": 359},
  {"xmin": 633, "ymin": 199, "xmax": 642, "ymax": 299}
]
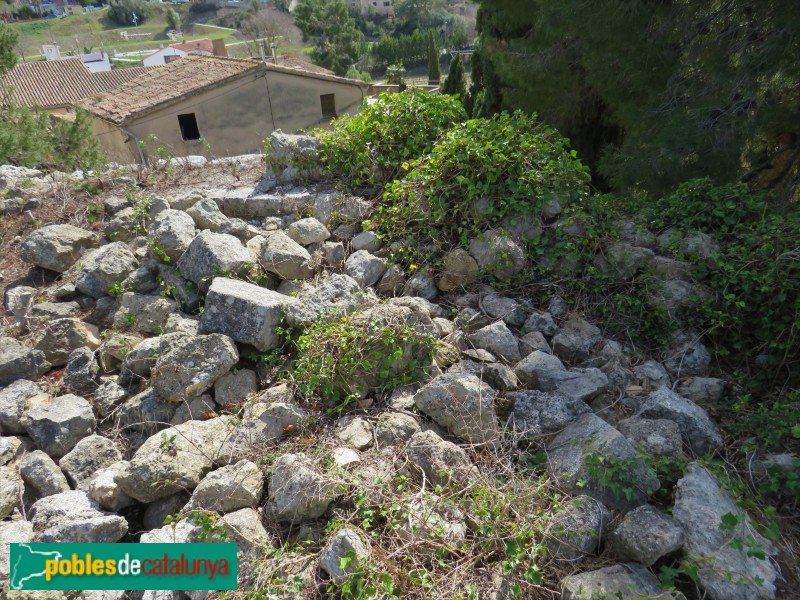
[
  {"xmin": 275, "ymin": 56, "xmax": 335, "ymax": 76},
  {"xmin": 171, "ymin": 38, "xmax": 215, "ymax": 54},
  {"xmin": 1, "ymin": 59, "xmax": 156, "ymax": 109},
  {"xmin": 80, "ymin": 55, "xmax": 262, "ymax": 125}
]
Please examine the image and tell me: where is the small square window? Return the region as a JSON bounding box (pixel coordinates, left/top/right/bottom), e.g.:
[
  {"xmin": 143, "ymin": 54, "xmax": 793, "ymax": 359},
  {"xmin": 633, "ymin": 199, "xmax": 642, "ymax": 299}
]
[{"xmin": 178, "ymin": 113, "xmax": 201, "ymax": 141}]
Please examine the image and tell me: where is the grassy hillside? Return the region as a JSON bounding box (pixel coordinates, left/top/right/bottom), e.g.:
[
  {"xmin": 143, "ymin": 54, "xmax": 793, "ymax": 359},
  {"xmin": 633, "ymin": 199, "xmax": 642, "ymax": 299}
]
[{"xmin": 11, "ymin": 6, "xmax": 242, "ymax": 59}]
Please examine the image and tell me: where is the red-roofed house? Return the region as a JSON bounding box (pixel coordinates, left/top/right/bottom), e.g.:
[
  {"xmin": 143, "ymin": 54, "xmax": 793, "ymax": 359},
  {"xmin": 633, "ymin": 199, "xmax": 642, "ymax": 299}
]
[{"xmin": 142, "ymin": 38, "xmax": 227, "ymax": 67}]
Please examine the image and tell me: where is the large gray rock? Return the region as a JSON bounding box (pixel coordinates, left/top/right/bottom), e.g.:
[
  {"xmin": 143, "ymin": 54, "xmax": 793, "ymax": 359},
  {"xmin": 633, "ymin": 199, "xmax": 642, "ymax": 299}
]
[
  {"xmin": 605, "ymin": 242, "xmax": 654, "ymax": 280},
  {"xmin": 148, "ymin": 209, "xmax": 196, "ymax": 261},
  {"xmin": 414, "ymin": 372, "xmax": 499, "ymax": 444},
  {"xmin": 266, "ymin": 453, "xmax": 337, "ymax": 522},
  {"xmin": 350, "ymin": 230, "xmax": 381, "ymax": 253},
  {"xmin": 468, "ymin": 230, "xmax": 527, "ymax": 279},
  {"xmin": 481, "ymin": 293, "xmax": 527, "ymax": 327},
  {"xmin": 23, "ymin": 393, "xmax": 95, "ymax": 458},
  {"xmin": 617, "ymin": 416, "xmax": 684, "ymax": 457},
  {"xmin": 29, "ymin": 490, "xmax": 128, "ymax": 543},
  {"xmin": 283, "ymin": 274, "xmax": 371, "ymax": 327},
  {"xmin": 635, "ymin": 386, "xmax": 723, "ymax": 455},
  {"xmin": 113, "ymin": 293, "xmax": 177, "ymax": 334},
  {"xmin": 219, "ymin": 399, "xmax": 307, "ymax": 464},
  {"xmin": 286, "ymin": 217, "xmax": 330, "ymax": 245},
  {"xmin": 0, "ymin": 465, "xmax": 19, "ymax": 518},
  {"xmin": 151, "ymin": 332, "xmax": 239, "ymax": 402},
  {"xmin": 0, "ymin": 435, "xmax": 31, "ymax": 466},
  {"xmin": 0, "ymin": 379, "xmax": 41, "ymax": 433},
  {"xmin": 609, "ymin": 504, "xmax": 684, "ymax": 566},
  {"xmin": 633, "ymin": 360, "xmax": 671, "ymax": 389},
  {"xmin": 20, "ymin": 224, "xmax": 97, "ymax": 272},
  {"xmin": 18, "ymin": 449, "xmax": 70, "ymax": 498},
  {"xmin": 119, "ymin": 336, "xmax": 160, "ymax": 382},
  {"xmin": 673, "ymin": 464, "xmax": 779, "ymax": 600},
  {"xmin": 186, "ymin": 198, "xmax": 230, "ymax": 231},
  {"xmin": 32, "ymin": 318, "xmax": 101, "ymax": 367},
  {"xmin": 513, "ymin": 350, "xmax": 565, "ymax": 387},
  {"xmin": 561, "ymin": 563, "xmax": 662, "ymax": 600},
  {"xmin": 547, "ymin": 413, "xmax": 660, "ymax": 511},
  {"xmin": 25, "ymin": 300, "xmax": 81, "ymax": 326},
  {"xmin": 88, "ymin": 461, "xmax": 134, "ymax": 512},
  {"xmin": 113, "ymin": 387, "xmax": 175, "ymax": 434},
  {"xmin": 405, "ymin": 430, "xmax": 477, "ymax": 488},
  {"xmin": 0, "ymin": 520, "xmax": 34, "ymax": 581},
  {"xmin": 345, "ymin": 250, "xmax": 387, "ymax": 288},
  {"xmin": 59, "ymin": 435, "xmax": 123, "ymax": 491},
  {"xmin": 319, "ymin": 527, "xmax": 369, "ymax": 585},
  {"xmin": 469, "ymin": 321, "xmax": 521, "ymax": 364},
  {"xmin": 0, "ymin": 337, "xmax": 50, "ymax": 386},
  {"xmin": 545, "ymin": 496, "xmax": 611, "ymax": 561},
  {"xmin": 117, "ymin": 417, "xmax": 234, "ymax": 502},
  {"xmin": 437, "ymin": 248, "xmax": 480, "ymax": 291},
  {"xmin": 664, "ymin": 329, "xmax": 711, "ymax": 377},
  {"xmin": 508, "ymin": 390, "xmax": 592, "ymax": 438},
  {"xmin": 522, "ymin": 310, "xmax": 558, "ymax": 337},
  {"xmin": 677, "ymin": 376, "xmax": 725, "ymax": 405},
  {"xmin": 76, "ymin": 242, "xmax": 139, "ymax": 298},
  {"xmin": 375, "ymin": 411, "xmax": 420, "ymax": 447},
  {"xmin": 62, "ymin": 346, "xmax": 99, "ymax": 393},
  {"xmin": 336, "ymin": 416, "xmax": 373, "ymax": 450},
  {"xmin": 260, "ymin": 230, "xmax": 314, "ymax": 280},
  {"xmin": 186, "ymin": 460, "xmax": 264, "ymax": 513},
  {"xmin": 176, "ymin": 231, "xmax": 254, "ymax": 292},
  {"xmin": 534, "ymin": 367, "xmax": 609, "ymax": 403},
  {"xmin": 201, "ymin": 277, "xmax": 296, "ymax": 351},
  {"xmin": 551, "ymin": 318, "xmax": 602, "ymax": 363},
  {"xmin": 214, "ymin": 369, "xmax": 258, "ymax": 405}
]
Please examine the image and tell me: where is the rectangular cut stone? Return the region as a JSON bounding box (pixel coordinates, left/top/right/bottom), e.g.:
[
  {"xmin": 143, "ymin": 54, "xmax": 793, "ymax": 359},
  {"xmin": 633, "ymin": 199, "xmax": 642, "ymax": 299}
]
[{"xmin": 200, "ymin": 277, "xmax": 296, "ymax": 351}]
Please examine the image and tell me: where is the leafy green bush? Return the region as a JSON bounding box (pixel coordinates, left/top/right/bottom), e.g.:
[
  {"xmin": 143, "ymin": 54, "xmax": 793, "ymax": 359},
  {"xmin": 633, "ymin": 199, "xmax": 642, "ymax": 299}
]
[
  {"xmin": 641, "ymin": 179, "xmax": 800, "ymax": 365},
  {"xmin": 377, "ymin": 111, "xmax": 591, "ymax": 253},
  {"xmin": 292, "ymin": 312, "xmax": 436, "ymax": 411},
  {"xmin": 647, "ymin": 178, "xmax": 772, "ymax": 234},
  {"xmin": 107, "ymin": 0, "xmax": 150, "ymax": 25},
  {"xmin": 317, "ymin": 90, "xmax": 466, "ymax": 192}
]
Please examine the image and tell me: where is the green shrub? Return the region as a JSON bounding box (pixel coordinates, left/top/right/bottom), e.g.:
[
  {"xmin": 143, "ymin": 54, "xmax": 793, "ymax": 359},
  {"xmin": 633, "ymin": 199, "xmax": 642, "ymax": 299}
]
[
  {"xmin": 0, "ymin": 104, "xmax": 105, "ymax": 171},
  {"xmin": 647, "ymin": 178, "xmax": 772, "ymax": 235},
  {"xmin": 317, "ymin": 90, "xmax": 466, "ymax": 192},
  {"xmin": 292, "ymin": 312, "xmax": 436, "ymax": 411},
  {"xmin": 377, "ymin": 111, "xmax": 591, "ymax": 255},
  {"xmin": 642, "ymin": 179, "xmax": 800, "ymax": 365}
]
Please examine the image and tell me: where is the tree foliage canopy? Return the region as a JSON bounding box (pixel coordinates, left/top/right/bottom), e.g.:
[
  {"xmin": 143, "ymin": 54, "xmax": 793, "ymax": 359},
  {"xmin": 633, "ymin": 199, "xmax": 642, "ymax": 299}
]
[
  {"xmin": 294, "ymin": 0, "xmax": 363, "ymax": 76},
  {"xmin": 471, "ymin": 0, "xmax": 800, "ymax": 194},
  {"xmin": 0, "ymin": 23, "xmax": 18, "ymax": 78},
  {"xmin": 107, "ymin": 0, "xmax": 150, "ymax": 26}
]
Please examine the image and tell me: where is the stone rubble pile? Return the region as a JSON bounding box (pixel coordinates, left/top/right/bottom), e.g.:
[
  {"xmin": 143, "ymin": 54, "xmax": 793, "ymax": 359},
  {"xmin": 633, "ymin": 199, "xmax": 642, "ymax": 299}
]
[{"xmin": 0, "ymin": 138, "xmax": 788, "ymax": 599}]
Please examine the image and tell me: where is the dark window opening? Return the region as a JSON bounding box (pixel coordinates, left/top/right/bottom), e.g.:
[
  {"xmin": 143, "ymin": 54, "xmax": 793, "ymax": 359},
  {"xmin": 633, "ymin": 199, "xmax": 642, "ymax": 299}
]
[
  {"xmin": 178, "ymin": 113, "xmax": 201, "ymax": 141},
  {"xmin": 320, "ymin": 94, "xmax": 336, "ymax": 120}
]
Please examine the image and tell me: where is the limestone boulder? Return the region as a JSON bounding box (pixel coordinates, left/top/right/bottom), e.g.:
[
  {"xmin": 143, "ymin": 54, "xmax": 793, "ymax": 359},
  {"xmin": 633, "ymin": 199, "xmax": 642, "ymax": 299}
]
[
  {"xmin": 76, "ymin": 243, "xmax": 139, "ymax": 298},
  {"xmin": 151, "ymin": 332, "xmax": 238, "ymax": 402},
  {"xmin": 23, "ymin": 393, "xmax": 96, "ymax": 458},
  {"xmin": 20, "ymin": 224, "xmax": 97, "ymax": 272},
  {"xmin": 201, "ymin": 277, "xmax": 296, "ymax": 351}
]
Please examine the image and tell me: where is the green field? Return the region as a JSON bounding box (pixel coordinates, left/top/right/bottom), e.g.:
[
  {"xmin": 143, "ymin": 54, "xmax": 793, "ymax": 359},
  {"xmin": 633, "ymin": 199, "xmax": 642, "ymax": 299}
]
[{"xmin": 11, "ymin": 6, "xmax": 243, "ymax": 59}]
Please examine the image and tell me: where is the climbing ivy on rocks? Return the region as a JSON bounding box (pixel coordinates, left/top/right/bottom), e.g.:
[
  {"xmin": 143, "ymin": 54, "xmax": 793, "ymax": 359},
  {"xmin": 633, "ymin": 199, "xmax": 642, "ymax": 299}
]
[
  {"xmin": 375, "ymin": 110, "xmax": 591, "ymax": 253},
  {"xmin": 316, "ymin": 90, "xmax": 466, "ymax": 193}
]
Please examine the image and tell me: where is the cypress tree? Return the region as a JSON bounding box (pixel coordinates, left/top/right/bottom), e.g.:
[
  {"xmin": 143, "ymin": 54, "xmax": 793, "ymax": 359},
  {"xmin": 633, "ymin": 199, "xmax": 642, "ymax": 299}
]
[
  {"xmin": 441, "ymin": 54, "xmax": 465, "ymax": 99},
  {"xmin": 427, "ymin": 29, "xmax": 440, "ymax": 84}
]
